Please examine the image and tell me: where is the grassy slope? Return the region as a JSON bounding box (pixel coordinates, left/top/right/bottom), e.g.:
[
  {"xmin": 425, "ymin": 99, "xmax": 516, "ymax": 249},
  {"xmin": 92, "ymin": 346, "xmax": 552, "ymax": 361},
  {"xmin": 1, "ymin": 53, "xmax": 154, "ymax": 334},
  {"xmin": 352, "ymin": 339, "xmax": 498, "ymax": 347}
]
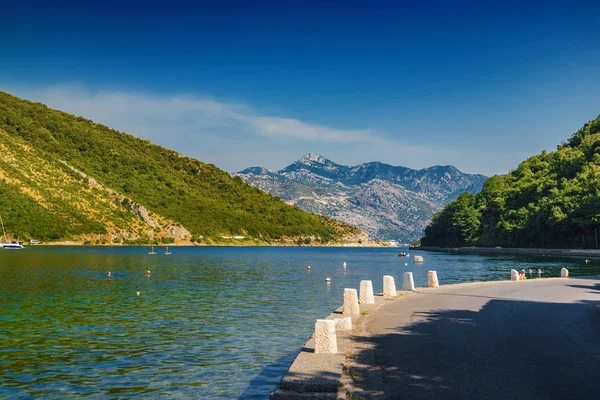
[{"xmin": 0, "ymin": 91, "xmax": 359, "ymax": 242}]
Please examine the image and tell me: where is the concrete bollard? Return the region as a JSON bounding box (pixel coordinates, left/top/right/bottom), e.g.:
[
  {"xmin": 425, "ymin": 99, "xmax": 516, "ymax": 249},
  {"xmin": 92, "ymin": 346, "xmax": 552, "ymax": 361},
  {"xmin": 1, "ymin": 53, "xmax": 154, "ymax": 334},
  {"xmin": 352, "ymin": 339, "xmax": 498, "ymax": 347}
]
[
  {"xmin": 402, "ymin": 272, "xmax": 415, "ymax": 291},
  {"xmin": 561, "ymin": 267, "xmax": 569, "ymax": 278},
  {"xmin": 383, "ymin": 275, "xmax": 397, "ymax": 297},
  {"xmin": 359, "ymin": 280, "xmax": 375, "ymax": 304},
  {"xmin": 314, "ymin": 319, "xmax": 337, "ymax": 354},
  {"xmin": 413, "ymin": 255, "xmax": 424, "ymax": 263},
  {"xmin": 335, "ymin": 317, "xmax": 352, "ymax": 331},
  {"xmin": 427, "ymin": 270, "xmax": 439, "ymax": 288},
  {"xmin": 343, "ymin": 288, "xmax": 360, "ymax": 316},
  {"xmin": 511, "ymin": 269, "xmax": 519, "ymax": 281}
]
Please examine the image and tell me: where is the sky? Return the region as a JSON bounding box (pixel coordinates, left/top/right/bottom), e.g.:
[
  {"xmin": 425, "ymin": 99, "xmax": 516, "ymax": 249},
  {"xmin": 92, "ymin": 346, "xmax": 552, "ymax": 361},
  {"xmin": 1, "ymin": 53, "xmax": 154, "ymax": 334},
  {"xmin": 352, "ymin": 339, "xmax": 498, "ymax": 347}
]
[{"xmin": 1, "ymin": 0, "xmax": 599, "ymax": 176}]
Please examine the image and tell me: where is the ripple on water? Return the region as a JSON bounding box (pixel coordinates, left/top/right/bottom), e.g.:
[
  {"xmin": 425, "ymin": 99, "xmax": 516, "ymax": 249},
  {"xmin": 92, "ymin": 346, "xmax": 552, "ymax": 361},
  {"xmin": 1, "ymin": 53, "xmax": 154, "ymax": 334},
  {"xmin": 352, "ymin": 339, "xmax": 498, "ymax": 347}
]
[{"xmin": 0, "ymin": 246, "xmax": 596, "ymax": 398}]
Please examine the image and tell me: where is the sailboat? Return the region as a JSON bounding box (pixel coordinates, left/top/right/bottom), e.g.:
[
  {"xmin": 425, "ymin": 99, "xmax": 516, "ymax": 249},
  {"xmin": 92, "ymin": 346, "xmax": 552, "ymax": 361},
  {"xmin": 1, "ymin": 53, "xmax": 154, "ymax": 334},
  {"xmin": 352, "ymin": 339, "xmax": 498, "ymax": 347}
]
[{"xmin": 0, "ymin": 215, "xmax": 23, "ymax": 249}]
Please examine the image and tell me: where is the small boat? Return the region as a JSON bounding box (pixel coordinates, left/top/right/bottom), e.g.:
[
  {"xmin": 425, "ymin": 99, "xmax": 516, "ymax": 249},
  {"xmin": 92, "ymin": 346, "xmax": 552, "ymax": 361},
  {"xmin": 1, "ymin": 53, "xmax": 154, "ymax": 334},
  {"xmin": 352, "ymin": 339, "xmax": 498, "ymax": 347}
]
[
  {"xmin": 149, "ymin": 246, "xmax": 157, "ymax": 255},
  {"xmin": 0, "ymin": 215, "xmax": 23, "ymax": 249},
  {"xmin": 2, "ymin": 242, "xmax": 23, "ymax": 249},
  {"xmin": 396, "ymin": 252, "xmax": 408, "ymax": 257},
  {"xmin": 165, "ymin": 246, "xmax": 171, "ymax": 255}
]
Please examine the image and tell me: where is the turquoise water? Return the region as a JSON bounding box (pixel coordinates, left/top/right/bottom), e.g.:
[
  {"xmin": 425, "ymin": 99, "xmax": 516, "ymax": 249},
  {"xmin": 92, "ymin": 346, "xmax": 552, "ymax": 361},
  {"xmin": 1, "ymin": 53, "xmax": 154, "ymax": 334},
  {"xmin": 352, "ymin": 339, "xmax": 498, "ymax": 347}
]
[{"xmin": 0, "ymin": 246, "xmax": 597, "ymax": 399}]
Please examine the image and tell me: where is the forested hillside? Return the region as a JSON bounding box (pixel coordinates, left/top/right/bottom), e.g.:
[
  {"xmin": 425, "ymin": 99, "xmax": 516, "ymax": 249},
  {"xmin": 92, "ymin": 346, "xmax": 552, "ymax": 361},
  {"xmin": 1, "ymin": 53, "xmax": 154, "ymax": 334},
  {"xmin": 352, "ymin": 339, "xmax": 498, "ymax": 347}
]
[
  {"xmin": 420, "ymin": 115, "xmax": 600, "ymax": 249},
  {"xmin": 0, "ymin": 91, "xmax": 360, "ymax": 243}
]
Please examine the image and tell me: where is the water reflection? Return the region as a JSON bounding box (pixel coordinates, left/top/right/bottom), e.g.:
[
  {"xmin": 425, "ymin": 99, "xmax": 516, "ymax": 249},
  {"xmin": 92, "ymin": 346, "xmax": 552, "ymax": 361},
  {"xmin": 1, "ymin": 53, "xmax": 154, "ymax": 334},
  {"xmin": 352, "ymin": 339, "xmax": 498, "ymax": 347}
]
[{"xmin": 0, "ymin": 246, "xmax": 597, "ymax": 398}]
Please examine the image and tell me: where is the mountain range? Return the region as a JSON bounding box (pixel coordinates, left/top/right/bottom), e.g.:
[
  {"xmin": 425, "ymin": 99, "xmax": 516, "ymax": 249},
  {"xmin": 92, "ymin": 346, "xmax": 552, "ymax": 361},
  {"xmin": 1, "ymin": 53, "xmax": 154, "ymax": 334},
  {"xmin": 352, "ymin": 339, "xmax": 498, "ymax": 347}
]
[{"xmin": 237, "ymin": 153, "xmax": 488, "ymax": 242}]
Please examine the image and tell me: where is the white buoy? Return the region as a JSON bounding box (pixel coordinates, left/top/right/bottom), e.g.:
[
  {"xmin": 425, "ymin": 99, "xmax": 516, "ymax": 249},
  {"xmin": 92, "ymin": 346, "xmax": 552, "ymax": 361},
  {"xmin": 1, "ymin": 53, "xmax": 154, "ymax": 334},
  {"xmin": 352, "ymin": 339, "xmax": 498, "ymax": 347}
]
[
  {"xmin": 383, "ymin": 275, "xmax": 397, "ymax": 297},
  {"xmin": 343, "ymin": 262, "xmax": 347, "ymax": 268},
  {"xmin": 325, "ymin": 277, "xmax": 331, "ymax": 283},
  {"xmin": 136, "ymin": 291, "xmax": 140, "ymax": 296},
  {"xmin": 359, "ymin": 280, "xmax": 375, "ymax": 304},
  {"xmin": 402, "ymin": 272, "xmax": 415, "ymax": 291},
  {"xmin": 405, "ymin": 263, "xmax": 408, "ymax": 266},
  {"xmin": 314, "ymin": 319, "xmax": 337, "ymax": 354}
]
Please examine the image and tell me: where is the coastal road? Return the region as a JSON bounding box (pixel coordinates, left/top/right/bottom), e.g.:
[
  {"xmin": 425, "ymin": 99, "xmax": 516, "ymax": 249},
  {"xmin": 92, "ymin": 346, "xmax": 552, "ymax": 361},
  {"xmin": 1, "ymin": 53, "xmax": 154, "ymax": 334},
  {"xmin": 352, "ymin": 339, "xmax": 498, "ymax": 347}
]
[{"xmin": 344, "ymin": 277, "xmax": 600, "ymax": 399}]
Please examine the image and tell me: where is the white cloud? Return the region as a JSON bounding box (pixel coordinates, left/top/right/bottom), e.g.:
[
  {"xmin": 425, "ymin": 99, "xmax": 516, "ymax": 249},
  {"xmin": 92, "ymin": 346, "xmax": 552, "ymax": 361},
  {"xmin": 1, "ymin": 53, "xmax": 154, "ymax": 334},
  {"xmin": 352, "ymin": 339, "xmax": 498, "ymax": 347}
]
[
  {"xmin": 2, "ymin": 84, "xmax": 507, "ymax": 175},
  {"xmin": 15, "ymin": 85, "xmax": 369, "ymax": 144}
]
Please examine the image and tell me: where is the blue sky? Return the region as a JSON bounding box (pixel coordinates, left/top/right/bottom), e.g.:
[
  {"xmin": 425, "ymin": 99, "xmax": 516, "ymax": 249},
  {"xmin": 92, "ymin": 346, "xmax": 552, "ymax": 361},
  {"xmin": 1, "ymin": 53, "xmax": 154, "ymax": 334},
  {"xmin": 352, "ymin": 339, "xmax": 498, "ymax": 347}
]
[{"xmin": 1, "ymin": 0, "xmax": 599, "ymax": 175}]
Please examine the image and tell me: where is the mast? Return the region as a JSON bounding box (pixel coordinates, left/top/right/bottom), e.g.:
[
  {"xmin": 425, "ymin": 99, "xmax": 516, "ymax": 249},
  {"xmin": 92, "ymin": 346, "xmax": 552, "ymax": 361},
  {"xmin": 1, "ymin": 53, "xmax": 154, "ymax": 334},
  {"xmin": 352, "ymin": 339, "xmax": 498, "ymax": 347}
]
[{"xmin": 0, "ymin": 215, "xmax": 6, "ymax": 242}]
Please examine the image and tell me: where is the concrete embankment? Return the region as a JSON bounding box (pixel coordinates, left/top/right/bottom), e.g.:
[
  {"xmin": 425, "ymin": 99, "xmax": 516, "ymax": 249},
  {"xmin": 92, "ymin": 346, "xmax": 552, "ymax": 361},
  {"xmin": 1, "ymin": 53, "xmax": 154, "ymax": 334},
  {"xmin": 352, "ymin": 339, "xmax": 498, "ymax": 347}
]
[
  {"xmin": 272, "ymin": 271, "xmax": 600, "ymax": 399},
  {"xmin": 342, "ymin": 277, "xmax": 600, "ymax": 399},
  {"xmin": 270, "ymin": 281, "xmax": 412, "ymax": 399},
  {"xmin": 414, "ymin": 245, "xmax": 600, "ymax": 258}
]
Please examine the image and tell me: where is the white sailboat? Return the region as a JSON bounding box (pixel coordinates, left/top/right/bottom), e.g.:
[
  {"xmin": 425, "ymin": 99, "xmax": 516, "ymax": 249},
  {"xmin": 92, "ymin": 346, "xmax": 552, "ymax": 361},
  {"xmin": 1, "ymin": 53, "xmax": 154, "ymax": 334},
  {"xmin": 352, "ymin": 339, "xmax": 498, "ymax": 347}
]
[{"xmin": 0, "ymin": 215, "xmax": 23, "ymax": 249}]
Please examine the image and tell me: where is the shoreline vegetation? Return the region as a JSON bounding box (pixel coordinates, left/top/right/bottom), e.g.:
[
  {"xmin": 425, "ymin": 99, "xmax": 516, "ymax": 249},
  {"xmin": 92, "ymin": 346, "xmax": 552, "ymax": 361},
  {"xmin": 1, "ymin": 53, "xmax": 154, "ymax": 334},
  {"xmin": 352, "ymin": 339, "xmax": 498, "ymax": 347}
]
[
  {"xmin": 419, "ymin": 115, "xmax": 600, "ymax": 250},
  {"xmin": 22, "ymin": 238, "xmax": 390, "ymax": 247},
  {"xmin": 412, "ymin": 245, "xmax": 600, "ymax": 258}
]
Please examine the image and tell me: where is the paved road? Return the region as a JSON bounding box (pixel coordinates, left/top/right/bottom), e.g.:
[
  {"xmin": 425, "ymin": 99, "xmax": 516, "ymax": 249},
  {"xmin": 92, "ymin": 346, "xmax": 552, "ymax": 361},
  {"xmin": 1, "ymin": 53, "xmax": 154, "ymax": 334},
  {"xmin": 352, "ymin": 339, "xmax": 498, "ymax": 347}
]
[{"xmin": 344, "ymin": 278, "xmax": 600, "ymax": 400}]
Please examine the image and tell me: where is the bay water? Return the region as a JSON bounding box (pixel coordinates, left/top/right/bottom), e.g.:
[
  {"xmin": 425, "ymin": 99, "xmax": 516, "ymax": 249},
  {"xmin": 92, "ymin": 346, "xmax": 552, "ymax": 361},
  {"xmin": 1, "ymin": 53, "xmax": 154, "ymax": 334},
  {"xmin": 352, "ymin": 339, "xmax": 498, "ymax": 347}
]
[{"xmin": 0, "ymin": 246, "xmax": 597, "ymax": 398}]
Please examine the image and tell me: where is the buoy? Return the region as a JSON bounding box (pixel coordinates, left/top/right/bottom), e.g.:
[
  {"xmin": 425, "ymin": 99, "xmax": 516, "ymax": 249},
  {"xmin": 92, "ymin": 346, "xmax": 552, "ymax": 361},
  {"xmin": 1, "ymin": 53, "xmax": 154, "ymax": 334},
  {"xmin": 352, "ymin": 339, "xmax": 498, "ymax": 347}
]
[
  {"xmin": 307, "ymin": 265, "xmax": 311, "ymax": 271},
  {"xmin": 325, "ymin": 277, "xmax": 331, "ymax": 283},
  {"xmin": 136, "ymin": 291, "xmax": 140, "ymax": 296},
  {"xmin": 405, "ymin": 263, "xmax": 408, "ymax": 266}
]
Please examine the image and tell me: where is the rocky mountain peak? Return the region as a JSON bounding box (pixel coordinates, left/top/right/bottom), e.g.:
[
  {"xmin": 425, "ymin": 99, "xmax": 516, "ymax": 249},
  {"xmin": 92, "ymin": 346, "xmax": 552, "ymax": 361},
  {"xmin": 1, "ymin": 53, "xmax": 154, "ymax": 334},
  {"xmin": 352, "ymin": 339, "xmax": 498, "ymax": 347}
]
[
  {"xmin": 237, "ymin": 155, "xmax": 488, "ymax": 242},
  {"xmin": 298, "ymin": 153, "xmax": 329, "ymax": 165}
]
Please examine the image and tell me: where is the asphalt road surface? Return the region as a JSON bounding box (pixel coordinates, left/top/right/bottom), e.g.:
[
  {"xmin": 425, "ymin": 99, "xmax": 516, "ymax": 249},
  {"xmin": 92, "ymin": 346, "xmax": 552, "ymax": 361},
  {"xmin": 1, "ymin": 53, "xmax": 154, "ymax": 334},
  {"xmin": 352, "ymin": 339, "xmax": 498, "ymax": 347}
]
[{"xmin": 345, "ymin": 277, "xmax": 600, "ymax": 400}]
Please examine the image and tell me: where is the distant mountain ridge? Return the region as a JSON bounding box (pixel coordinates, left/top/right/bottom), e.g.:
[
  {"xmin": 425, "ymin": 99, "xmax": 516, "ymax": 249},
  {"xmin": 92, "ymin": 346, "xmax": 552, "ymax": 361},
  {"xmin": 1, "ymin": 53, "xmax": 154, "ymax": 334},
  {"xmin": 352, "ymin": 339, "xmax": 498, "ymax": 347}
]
[{"xmin": 237, "ymin": 154, "xmax": 488, "ymax": 242}]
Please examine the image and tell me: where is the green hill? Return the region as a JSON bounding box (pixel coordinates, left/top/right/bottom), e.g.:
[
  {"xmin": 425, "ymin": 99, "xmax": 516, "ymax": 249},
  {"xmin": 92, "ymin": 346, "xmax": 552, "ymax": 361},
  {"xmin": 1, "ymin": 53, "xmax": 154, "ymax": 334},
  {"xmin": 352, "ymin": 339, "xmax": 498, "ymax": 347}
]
[
  {"xmin": 420, "ymin": 115, "xmax": 600, "ymax": 249},
  {"xmin": 0, "ymin": 91, "xmax": 362, "ymax": 244}
]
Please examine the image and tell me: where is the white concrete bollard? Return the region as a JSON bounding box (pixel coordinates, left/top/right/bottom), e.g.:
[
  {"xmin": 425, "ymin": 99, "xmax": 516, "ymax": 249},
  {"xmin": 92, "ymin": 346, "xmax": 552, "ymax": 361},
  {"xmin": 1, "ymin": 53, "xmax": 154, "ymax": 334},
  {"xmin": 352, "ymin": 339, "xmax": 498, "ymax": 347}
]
[
  {"xmin": 511, "ymin": 269, "xmax": 519, "ymax": 281},
  {"xmin": 561, "ymin": 267, "xmax": 569, "ymax": 278},
  {"xmin": 383, "ymin": 275, "xmax": 397, "ymax": 297},
  {"xmin": 402, "ymin": 272, "xmax": 415, "ymax": 291},
  {"xmin": 335, "ymin": 317, "xmax": 352, "ymax": 331},
  {"xmin": 359, "ymin": 280, "xmax": 375, "ymax": 304},
  {"xmin": 413, "ymin": 255, "xmax": 424, "ymax": 263},
  {"xmin": 427, "ymin": 270, "xmax": 439, "ymax": 288},
  {"xmin": 343, "ymin": 288, "xmax": 360, "ymax": 316},
  {"xmin": 314, "ymin": 319, "xmax": 337, "ymax": 354}
]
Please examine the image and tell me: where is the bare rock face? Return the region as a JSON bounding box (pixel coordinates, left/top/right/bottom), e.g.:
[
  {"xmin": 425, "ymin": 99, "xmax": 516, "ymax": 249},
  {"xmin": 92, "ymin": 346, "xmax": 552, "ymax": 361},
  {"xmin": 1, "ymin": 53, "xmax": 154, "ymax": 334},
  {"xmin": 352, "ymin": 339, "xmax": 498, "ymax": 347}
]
[
  {"xmin": 130, "ymin": 202, "xmax": 161, "ymax": 228},
  {"xmin": 165, "ymin": 223, "xmax": 191, "ymax": 240}
]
